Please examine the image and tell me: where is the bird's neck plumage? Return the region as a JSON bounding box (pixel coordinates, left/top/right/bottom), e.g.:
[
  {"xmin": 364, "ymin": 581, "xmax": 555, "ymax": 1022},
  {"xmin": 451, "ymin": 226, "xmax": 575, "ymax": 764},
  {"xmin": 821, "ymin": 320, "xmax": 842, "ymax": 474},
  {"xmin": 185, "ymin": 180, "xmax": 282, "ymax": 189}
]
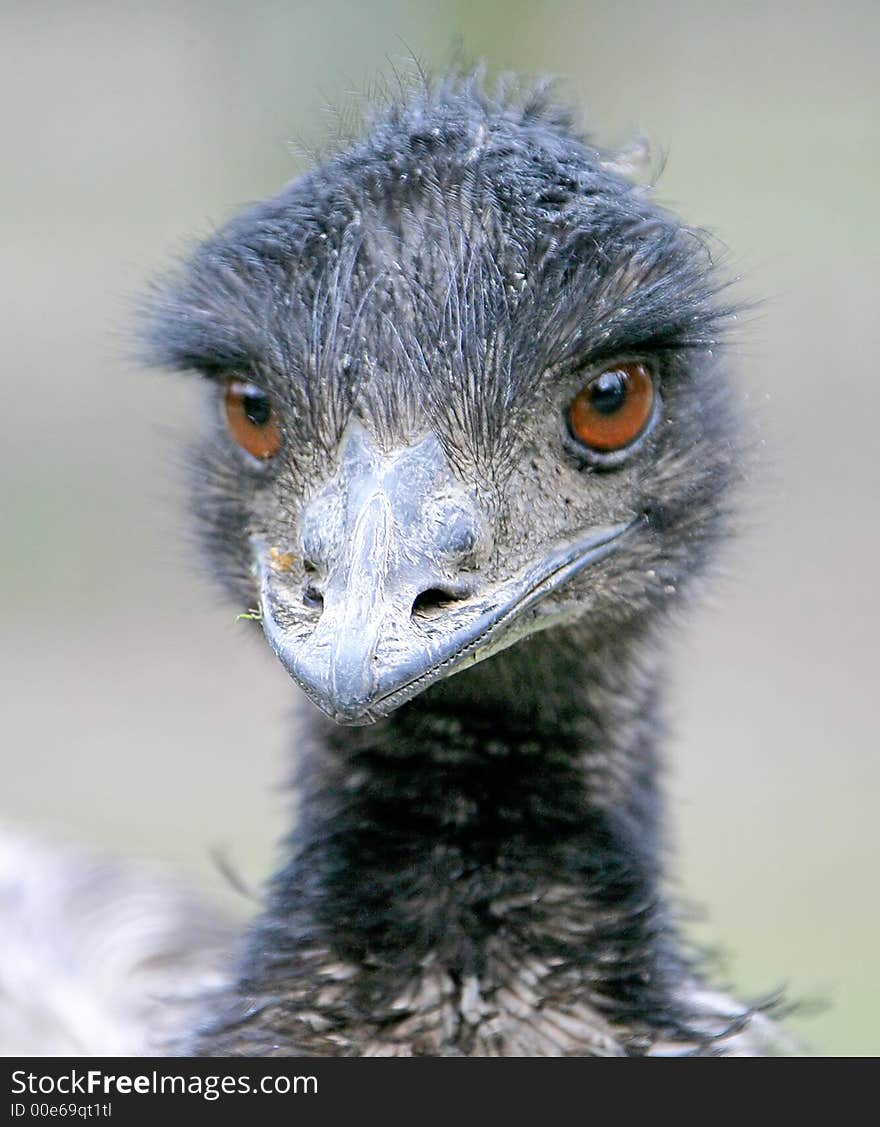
[{"xmin": 192, "ymin": 623, "xmax": 736, "ymax": 1055}]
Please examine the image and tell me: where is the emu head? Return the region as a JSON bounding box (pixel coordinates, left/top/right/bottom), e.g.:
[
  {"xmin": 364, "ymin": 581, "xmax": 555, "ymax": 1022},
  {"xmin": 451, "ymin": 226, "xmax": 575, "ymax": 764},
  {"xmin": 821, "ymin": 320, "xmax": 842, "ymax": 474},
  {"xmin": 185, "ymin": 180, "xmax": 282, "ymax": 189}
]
[{"xmin": 144, "ymin": 83, "xmax": 736, "ymax": 724}]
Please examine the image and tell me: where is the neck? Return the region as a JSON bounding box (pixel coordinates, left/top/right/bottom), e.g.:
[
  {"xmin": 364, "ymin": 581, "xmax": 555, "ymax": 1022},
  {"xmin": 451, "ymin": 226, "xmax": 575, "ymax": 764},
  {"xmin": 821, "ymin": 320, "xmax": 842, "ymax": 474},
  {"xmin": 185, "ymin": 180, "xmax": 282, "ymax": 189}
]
[{"xmin": 193, "ymin": 623, "xmax": 722, "ymax": 1055}]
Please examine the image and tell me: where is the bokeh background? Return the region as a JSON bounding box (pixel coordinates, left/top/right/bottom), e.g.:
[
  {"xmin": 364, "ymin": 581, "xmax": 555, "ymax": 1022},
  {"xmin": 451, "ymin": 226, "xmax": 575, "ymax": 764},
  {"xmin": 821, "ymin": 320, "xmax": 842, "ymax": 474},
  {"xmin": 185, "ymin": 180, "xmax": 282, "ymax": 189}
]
[{"xmin": 2, "ymin": 0, "xmax": 877, "ymax": 1055}]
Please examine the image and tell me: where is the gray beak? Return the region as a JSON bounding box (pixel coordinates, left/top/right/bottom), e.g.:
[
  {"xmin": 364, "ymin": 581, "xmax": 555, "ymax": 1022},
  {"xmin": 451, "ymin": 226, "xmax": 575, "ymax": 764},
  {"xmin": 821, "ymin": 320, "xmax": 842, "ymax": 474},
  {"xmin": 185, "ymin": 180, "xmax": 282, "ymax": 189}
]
[{"xmin": 255, "ymin": 424, "xmax": 633, "ymax": 724}]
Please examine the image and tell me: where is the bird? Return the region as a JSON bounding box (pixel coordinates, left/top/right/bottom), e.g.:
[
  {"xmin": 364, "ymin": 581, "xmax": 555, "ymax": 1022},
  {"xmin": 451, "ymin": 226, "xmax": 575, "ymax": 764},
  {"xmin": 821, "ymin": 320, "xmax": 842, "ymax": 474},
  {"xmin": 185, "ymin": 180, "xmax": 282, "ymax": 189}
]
[
  {"xmin": 3, "ymin": 73, "xmax": 782, "ymax": 1057},
  {"xmin": 0, "ymin": 824, "xmax": 234, "ymax": 1055}
]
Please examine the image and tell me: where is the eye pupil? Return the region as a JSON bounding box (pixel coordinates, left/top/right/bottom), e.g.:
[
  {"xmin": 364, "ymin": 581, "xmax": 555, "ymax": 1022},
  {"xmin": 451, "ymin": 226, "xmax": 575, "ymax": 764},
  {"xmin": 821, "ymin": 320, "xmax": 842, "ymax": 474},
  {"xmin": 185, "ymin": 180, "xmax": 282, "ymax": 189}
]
[
  {"xmin": 243, "ymin": 391, "xmax": 271, "ymax": 427},
  {"xmin": 588, "ymin": 371, "xmax": 627, "ymax": 415}
]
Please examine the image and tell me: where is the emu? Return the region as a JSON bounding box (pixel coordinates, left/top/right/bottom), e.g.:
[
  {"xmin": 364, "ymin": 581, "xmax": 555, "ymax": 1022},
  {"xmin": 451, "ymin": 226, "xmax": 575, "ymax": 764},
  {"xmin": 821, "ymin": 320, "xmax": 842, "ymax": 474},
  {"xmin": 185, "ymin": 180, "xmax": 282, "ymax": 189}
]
[{"xmin": 3, "ymin": 75, "xmax": 781, "ymax": 1056}]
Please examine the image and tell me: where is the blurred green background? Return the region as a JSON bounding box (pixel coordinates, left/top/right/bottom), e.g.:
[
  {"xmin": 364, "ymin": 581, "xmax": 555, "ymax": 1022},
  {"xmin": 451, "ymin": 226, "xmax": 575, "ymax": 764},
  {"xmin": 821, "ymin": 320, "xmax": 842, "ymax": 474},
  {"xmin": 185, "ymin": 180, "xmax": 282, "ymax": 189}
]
[{"xmin": 1, "ymin": 0, "xmax": 877, "ymax": 1055}]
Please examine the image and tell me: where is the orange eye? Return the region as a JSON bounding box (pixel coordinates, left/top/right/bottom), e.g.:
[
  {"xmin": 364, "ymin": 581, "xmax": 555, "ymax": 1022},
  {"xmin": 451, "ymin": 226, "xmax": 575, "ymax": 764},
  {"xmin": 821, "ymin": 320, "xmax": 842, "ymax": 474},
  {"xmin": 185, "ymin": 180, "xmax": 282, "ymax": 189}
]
[
  {"xmin": 224, "ymin": 379, "xmax": 281, "ymax": 460},
  {"xmin": 568, "ymin": 362, "xmax": 655, "ymax": 453}
]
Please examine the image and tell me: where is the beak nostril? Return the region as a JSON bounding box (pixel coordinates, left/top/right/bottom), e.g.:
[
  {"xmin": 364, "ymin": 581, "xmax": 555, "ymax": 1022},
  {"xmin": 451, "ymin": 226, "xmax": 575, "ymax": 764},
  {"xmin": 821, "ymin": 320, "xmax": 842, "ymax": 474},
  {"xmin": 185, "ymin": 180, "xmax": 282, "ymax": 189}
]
[
  {"xmin": 411, "ymin": 585, "xmax": 469, "ymax": 620},
  {"xmin": 301, "ymin": 557, "xmax": 326, "ymax": 612},
  {"xmin": 303, "ymin": 583, "xmax": 324, "ymax": 611}
]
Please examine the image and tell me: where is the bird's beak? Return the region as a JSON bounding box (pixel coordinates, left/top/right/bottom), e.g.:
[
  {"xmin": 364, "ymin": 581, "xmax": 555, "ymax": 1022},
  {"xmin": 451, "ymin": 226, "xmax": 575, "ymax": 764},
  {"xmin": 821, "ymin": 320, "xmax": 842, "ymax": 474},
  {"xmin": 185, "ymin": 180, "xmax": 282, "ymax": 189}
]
[{"xmin": 254, "ymin": 425, "xmax": 633, "ymax": 724}]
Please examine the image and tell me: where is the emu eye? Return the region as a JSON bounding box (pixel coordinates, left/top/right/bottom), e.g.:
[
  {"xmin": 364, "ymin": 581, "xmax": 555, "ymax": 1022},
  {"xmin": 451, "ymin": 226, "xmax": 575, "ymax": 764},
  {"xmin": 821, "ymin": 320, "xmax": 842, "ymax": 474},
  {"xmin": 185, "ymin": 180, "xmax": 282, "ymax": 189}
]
[
  {"xmin": 224, "ymin": 379, "xmax": 281, "ymax": 460},
  {"xmin": 568, "ymin": 362, "xmax": 655, "ymax": 454}
]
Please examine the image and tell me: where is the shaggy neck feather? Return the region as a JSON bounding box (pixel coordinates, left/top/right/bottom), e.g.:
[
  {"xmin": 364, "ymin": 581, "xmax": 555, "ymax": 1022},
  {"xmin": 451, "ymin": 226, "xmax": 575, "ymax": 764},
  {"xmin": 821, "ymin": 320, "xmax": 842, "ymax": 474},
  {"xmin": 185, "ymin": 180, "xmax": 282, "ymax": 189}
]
[{"xmin": 190, "ymin": 623, "xmax": 714, "ymax": 1054}]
